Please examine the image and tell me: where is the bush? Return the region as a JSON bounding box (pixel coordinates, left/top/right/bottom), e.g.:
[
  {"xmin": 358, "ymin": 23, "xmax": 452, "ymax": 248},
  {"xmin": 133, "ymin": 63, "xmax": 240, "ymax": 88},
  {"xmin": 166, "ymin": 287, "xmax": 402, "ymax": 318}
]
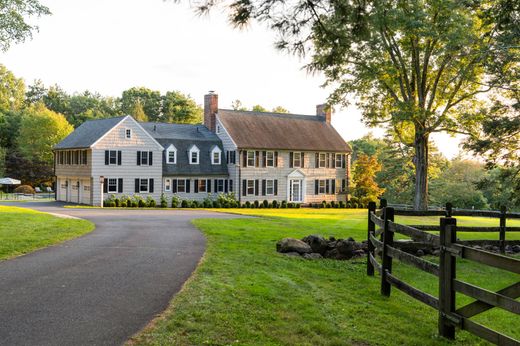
[
  {"xmin": 131, "ymin": 201, "xmax": 138, "ymax": 208},
  {"xmin": 287, "ymin": 202, "xmax": 294, "ymax": 208},
  {"xmin": 113, "ymin": 198, "xmax": 120, "ymax": 207},
  {"xmin": 171, "ymin": 195, "xmax": 180, "ymax": 208},
  {"xmin": 254, "ymin": 200, "xmax": 260, "ymax": 208},
  {"xmin": 120, "ymin": 201, "xmax": 127, "ymax": 208},
  {"xmin": 339, "ymin": 201, "xmax": 345, "ymax": 208},
  {"xmin": 281, "ymin": 200, "xmax": 287, "ymax": 209},
  {"xmin": 213, "ymin": 201, "xmax": 221, "ymax": 208},
  {"xmin": 160, "ymin": 194, "xmax": 168, "ymax": 208},
  {"xmin": 330, "ymin": 201, "xmax": 336, "ymax": 208},
  {"xmin": 245, "ymin": 201, "xmax": 251, "ymax": 208},
  {"xmin": 192, "ymin": 200, "xmax": 200, "ymax": 208},
  {"xmin": 263, "ymin": 200, "xmax": 269, "ymax": 208},
  {"xmin": 326, "ymin": 203, "xmax": 332, "ymax": 208},
  {"xmin": 217, "ymin": 192, "xmax": 238, "ymax": 206},
  {"xmin": 203, "ymin": 198, "xmax": 213, "ymax": 208},
  {"xmin": 14, "ymin": 185, "xmax": 35, "ymax": 194},
  {"xmin": 272, "ymin": 200, "xmax": 279, "ymax": 208},
  {"xmin": 138, "ymin": 199, "xmax": 146, "ymax": 208},
  {"xmin": 296, "ymin": 203, "xmax": 301, "ymax": 208},
  {"xmin": 321, "ymin": 201, "xmax": 327, "ymax": 209},
  {"xmin": 181, "ymin": 200, "xmax": 189, "ymax": 208},
  {"xmin": 268, "ymin": 202, "xmax": 273, "ymax": 208}
]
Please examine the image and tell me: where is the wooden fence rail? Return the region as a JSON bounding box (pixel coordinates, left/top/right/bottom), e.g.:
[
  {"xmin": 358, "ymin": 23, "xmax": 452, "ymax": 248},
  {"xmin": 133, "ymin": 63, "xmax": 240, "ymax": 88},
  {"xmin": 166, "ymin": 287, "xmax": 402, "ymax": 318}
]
[{"xmin": 366, "ymin": 201, "xmax": 520, "ymax": 345}]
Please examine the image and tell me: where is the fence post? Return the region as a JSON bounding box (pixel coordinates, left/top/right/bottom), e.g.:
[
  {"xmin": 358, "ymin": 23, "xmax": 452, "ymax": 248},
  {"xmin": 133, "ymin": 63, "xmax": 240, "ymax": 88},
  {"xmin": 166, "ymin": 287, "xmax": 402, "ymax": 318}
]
[
  {"xmin": 367, "ymin": 201, "xmax": 377, "ymax": 276},
  {"xmin": 500, "ymin": 206, "xmax": 506, "ymax": 254},
  {"xmin": 381, "ymin": 207, "xmax": 394, "ymax": 297},
  {"xmin": 439, "ymin": 217, "xmax": 457, "ymax": 340},
  {"xmin": 445, "ymin": 202, "xmax": 453, "ymax": 217},
  {"xmin": 379, "ymin": 198, "xmax": 387, "ymax": 209}
]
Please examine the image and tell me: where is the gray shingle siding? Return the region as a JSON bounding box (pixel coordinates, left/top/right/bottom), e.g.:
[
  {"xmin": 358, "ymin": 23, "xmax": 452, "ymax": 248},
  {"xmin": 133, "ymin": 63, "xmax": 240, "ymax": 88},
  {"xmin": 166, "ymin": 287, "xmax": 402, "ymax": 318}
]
[{"xmin": 54, "ymin": 116, "xmax": 127, "ymax": 149}]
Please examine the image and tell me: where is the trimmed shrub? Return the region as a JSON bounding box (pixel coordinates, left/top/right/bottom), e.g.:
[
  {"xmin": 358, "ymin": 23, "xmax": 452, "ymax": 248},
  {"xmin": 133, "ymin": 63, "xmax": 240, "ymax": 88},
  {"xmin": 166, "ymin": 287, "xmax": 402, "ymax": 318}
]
[
  {"xmin": 272, "ymin": 200, "xmax": 279, "ymax": 208},
  {"xmin": 146, "ymin": 196, "xmax": 156, "ymax": 208},
  {"xmin": 339, "ymin": 201, "xmax": 345, "ymax": 208},
  {"xmin": 330, "ymin": 201, "xmax": 336, "ymax": 208},
  {"xmin": 113, "ymin": 198, "xmax": 120, "ymax": 207},
  {"xmin": 160, "ymin": 194, "xmax": 168, "ymax": 208},
  {"xmin": 181, "ymin": 200, "xmax": 189, "ymax": 208},
  {"xmin": 253, "ymin": 200, "xmax": 260, "ymax": 208},
  {"xmin": 326, "ymin": 203, "xmax": 332, "ymax": 208},
  {"xmin": 268, "ymin": 202, "xmax": 273, "ymax": 208},
  {"xmin": 263, "ymin": 200, "xmax": 269, "ymax": 208},
  {"xmin": 321, "ymin": 201, "xmax": 327, "ymax": 209},
  {"xmin": 213, "ymin": 201, "xmax": 221, "ymax": 208},
  {"xmin": 191, "ymin": 200, "xmax": 200, "ymax": 208},
  {"xmin": 120, "ymin": 201, "xmax": 127, "ymax": 208},
  {"xmin": 281, "ymin": 200, "xmax": 287, "ymax": 209},
  {"xmin": 203, "ymin": 199, "xmax": 212, "ymax": 208},
  {"xmin": 245, "ymin": 201, "xmax": 251, "ymax": 208},
  {"xmin": 131, "ymin": 201, "xmax": 138, "ymax": 208},
  {"xmin": 14, "ymin": 185, "xmax": 35, "ymax": 194},
  {"xmin": 171, "ymin": 195, "xmax": 180, "ymax": 208},
  {"xmin": 138, "ymin": 199, "xmax": 146, "ymax": 208}
]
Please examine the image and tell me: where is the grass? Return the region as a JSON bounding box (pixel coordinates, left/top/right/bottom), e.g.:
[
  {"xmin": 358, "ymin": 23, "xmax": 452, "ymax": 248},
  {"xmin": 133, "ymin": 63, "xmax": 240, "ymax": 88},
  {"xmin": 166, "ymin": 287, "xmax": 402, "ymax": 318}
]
[
  {"xmin": 131, "ymin": 208, "xmax": 519, "ymax": 346},
  {"xmin": 0, "ymin": 206, "xmax": 95, "ymax": 260}
]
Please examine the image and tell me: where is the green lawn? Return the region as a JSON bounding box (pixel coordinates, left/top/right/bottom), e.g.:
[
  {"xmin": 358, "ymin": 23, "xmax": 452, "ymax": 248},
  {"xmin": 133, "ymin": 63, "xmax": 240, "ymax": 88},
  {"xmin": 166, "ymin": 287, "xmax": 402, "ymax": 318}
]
[
  {"xmin": 131, "ymin": 208, "xmax": 520, "ymax": 346},
  {"xmin": 0, "ymin": 206, "xmax": 94, "ymax": 260}
]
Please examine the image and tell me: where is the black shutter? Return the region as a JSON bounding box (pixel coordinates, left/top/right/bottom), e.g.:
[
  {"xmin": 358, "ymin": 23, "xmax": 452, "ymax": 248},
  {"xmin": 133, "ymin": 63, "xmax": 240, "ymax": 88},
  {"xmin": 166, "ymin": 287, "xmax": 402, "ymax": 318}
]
[
  {"xmin": 103, "ymin": 178, "xmax": 108, "ymax": 193},
  {"xmin": 105, "ymin": 151, "xmax": 109, "ymax": 165},
  {"xmin": 137, "ymin": 151, "xmax": 141, "ymax": 166},
  {"xmin": 243, "ymin": 151, "xmax": 247, "ymax": 166},
  {"xmin": 135, "ymin": 179, "xmax": 140, "ymax": 193},
  {"xmin": 149, "ymin": 152, "xmax": 153, "ymax": 166},
  {"xmin": 274, "ymin": 180, "xmax": 278, "ymax": 196},
  {"xmin": 326, "ymin": 179, "xmax": 330, "ymax": 194},
  {"xmin": 301, "ymin": 152, "xmax": 305, "ymax": 168},
  {"xmin": 289, "ymin": 152, "xmax": 293, "ymax": 168},
  {"xmin": 262, "ymin": 179, "xmax": 266, "ymax": 196},
  {"xmin": 233, "ymin": 151, "xmax": 236, "ymax": 164},
  {"xmin": 226, "ymin": 151, "xmax": 229, "ymax": 164},
  {"xmin": 118, "ymin": 178, "xmax": 123, "ymax": 193},
  {"xmin": 255, "ymin": 151, "xmax": 259, "ymax": 167},
  {"xmin": 262, "ymin": 151, "xmax": 266, "ymax": 167},
  {"xmin": 342, "ymin": 179, "xmax": 346, "ymax": 192},
  {"xmin": 315, "ymin": 180, "xmax": 319, "ymax": 195},
  {"xmin": 225, "ymin": 179, "xmax": 229, "ymax": 193},
  {"xmin": 326, "ymin": 153, "xmax": 330, "ymax": 168},
  {"xmin": 274, "ymin": 151, "xmax": 278, "ymax": 167},
  {"xmin": 186, "ymin": 179, "xmax": 190, "ymax": 193},
  {"xmin": 332, "ymin": 153, "xmax": 336, "ymax": 168},
  {"xmin": 207, "ymin": 179, "xmax": 211, "ymax": 192},
  {"xmin": 229, "ymin": 180, "xmax": 233, "ymax": 192},
  {"xmin": 117, "ymin": 151, "xmax": 122, "ymax": 165},
  {"xmin": 149, "ymin": 179, "xmax": 154, "ymax": 193},
  {"xmin": 332, "ymin": 179, "xmax": 336, "ymax": 194},
  {"xmin": 172, "ymin": 179, "xmax": 178, "ymax": 193},
  {"xmin": 194, "ymin": 179, "xmax": 199, "ymax": 193},
  {"xmin": 214, "ymin": 179, "xmax": 218, "ymax": 192},
  {"xmin": 315, "ymin": 153, "xmax": 319, "ymax": 168},
  {"xmin": 255, "ymin": 180, "xmax": 259, "ymax": 195},
  {"xmin": 342, "ymin": 154, "xmax": 346, "ymax": 168},
  {"xmin": 242, "ymin": 179, "xmax": 247, "ymax": 196}
]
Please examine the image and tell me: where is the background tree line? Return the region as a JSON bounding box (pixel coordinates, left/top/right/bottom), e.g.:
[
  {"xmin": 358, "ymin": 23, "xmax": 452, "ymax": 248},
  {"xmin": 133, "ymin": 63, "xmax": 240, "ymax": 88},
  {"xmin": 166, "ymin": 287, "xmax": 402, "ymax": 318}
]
[{"xmin": 0, "ymin": 64, "xmax": 203, "ymax": 187}]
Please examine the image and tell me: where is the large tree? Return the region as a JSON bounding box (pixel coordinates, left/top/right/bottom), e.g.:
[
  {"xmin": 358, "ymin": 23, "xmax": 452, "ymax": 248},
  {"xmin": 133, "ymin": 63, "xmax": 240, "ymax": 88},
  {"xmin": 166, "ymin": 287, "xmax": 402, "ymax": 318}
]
[
  {"xmin": 162, "ymin": 91, "xmax": 202, "ymax": 124},
  {"xmin": 0, "ymin": 64, "xmax": 25, "ymax": 112},
  {"xmin": 0, "ymin": 0, "xmax": 50, "ymax": 51},
  {"xmin": 352, "ymin": 153, "xmax": 385, "ymax": 205},
  {"xmin": 120, "ymin": 87, "xmax": 162, "ymax": 122},
  {"xmin": 195, "ymin": 0, "xmax": 518, "ymax": 209}
]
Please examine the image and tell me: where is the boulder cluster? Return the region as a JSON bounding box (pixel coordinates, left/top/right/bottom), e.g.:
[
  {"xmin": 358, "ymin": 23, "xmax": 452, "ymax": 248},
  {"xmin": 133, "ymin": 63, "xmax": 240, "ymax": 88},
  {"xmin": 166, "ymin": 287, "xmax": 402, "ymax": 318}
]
[{"xmin": 276, "ymin": 235, "xmax": 367, "ymax": 260}]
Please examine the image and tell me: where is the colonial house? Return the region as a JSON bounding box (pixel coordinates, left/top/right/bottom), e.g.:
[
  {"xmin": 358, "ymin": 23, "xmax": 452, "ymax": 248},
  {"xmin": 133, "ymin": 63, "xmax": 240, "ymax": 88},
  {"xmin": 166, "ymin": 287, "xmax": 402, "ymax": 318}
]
[{"xmin": 53, "ymin": 92, "xmax": 351, "ymax": 206}]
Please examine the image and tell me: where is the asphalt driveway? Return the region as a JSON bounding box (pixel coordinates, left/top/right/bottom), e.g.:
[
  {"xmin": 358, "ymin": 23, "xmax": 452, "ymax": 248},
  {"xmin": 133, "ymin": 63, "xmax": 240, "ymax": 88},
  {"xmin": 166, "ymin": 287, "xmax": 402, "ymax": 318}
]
[{"xmin": 0, "ymin": 202, "xmax": 243, "ymax": 346}]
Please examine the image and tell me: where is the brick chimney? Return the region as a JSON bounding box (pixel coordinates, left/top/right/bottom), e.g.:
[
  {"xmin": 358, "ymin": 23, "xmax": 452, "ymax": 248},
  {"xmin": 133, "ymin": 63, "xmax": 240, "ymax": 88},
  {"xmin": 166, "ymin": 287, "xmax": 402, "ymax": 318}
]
[
  {"xmin": 316, "ymin": 104, "xmax": 332, "ymax": 124},
  {"xmin": 204, "ymin": 91, "xmax": 218, "ymax": 132}
]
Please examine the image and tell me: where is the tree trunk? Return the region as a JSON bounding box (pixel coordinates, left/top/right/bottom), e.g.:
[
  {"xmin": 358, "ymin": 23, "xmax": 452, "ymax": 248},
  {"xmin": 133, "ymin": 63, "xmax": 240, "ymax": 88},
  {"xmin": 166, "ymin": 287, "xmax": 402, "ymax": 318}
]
[{"xmin": 413, "ymin": 130, "xmax": 429, "ymax": 210}]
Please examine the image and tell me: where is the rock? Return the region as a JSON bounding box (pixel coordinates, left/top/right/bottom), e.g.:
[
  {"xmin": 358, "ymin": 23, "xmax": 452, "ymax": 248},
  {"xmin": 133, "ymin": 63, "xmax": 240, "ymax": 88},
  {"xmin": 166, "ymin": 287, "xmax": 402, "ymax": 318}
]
[
  {"xmin": 492, "ymin": 246, "xmax": 500, "ymax": 252},
  {"xmin": 302, "ymin": 235, "xmax": 328, "ymax": 254},
  {"xmin": 329, "ymin": 236, "xmax": 336, "ymax": 242},
  {"xmin": 347, "ymin": 237, "xmax": 356, "ymax": 242},
  {"xmin": 303, "ymin": 252, "xmax": 323, "ymax": 260},
  {"xmin": 432, "ymin": 250, "xmax": 440, "ymax": 256},
  {"xmin": 276, "ymin": 238, "xmax": 312, "ymax": 254},
  {"xmin": 336, "ymin": 239, "xmax": 355, "ymax": 259},
  {"xmin": 283, "ymin": 252, "xmax": 301, "ymax": 257},
  {"xmin": 473, "ymin": 245, "xmax": 483, "ymax": 250},
  {"xmin": 352, "ymin": 250, "xmax": 365, "ymax": 258},
  {"xmin": 512, "ymin": 245, "xmax": 520, "ymax": 253},
  {"xmin": 416, "ymin": 249, "xmax": 425, "ymax": 257}
]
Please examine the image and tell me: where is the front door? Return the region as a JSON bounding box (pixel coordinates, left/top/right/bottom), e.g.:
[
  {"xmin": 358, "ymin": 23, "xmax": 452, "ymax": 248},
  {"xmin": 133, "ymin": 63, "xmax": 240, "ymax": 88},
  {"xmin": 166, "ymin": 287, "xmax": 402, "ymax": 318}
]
[{"xmin": 289, "ymin": 179, "xmax": 302, "ymax": 202}]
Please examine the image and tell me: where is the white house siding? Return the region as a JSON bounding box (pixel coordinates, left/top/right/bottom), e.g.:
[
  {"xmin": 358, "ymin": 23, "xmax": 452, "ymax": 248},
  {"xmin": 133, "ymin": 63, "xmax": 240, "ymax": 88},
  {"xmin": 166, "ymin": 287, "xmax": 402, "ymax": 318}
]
[
  {"xmin": 90, "ymin": 117, "xmax": 163, "ymax": 206},
  {"xmin": 237, "ymin": 150, "xmax": 349, "ymax": 204},
  {"xmin": 55, "ymin": 149, "xmax": 93, "ymax": 204},
  {"xmin": 215, "ymin": 116, "xmax": 240, "ymax": 194},
  {"xmin": 162, "ymin": 175, "xmax": 231, "ymax": 202}
]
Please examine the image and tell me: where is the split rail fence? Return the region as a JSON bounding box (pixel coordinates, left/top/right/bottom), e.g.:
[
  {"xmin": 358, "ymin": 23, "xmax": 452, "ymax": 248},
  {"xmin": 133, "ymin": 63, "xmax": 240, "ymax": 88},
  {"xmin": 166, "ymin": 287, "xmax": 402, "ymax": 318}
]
[{"xmin": 367, "ymin": 200, "xmax": 520, "ymax": 345}]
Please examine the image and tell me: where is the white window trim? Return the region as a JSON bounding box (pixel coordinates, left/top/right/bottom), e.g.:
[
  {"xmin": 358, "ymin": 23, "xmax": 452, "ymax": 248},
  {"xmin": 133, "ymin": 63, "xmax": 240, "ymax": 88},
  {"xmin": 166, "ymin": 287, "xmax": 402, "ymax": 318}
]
[
  {"xmin": 189, "ymin": 145, "xmax": 200, "ymax": 165},
  {"xmin": 247, "ymin": 179, "xmax": 255, "ymax": 195},
  {"xmin": 318, "ymin": 153, "xmax": 326, "ymax": 168},
  {"xmin": 108, "ymin": 178, "xmax": 119, "ymax": 193},
  {"xmin": 126, "ymin": 129, "xmax": 132, "ymax": 139},
  {"xmin": 266, "ymin": 179, "xmax": 274, "ymax": 195},
  {"xmin": 164, "ymin": 178, "xmax": 171, "ymax": 192},
  {"xmin": 166, "ymin": 144, "xmax": 177, "ymax": 164},
  {"xmin": 177, "ymin": 179, "xmax": 186, "ymax": 193},
  {"xmin": 216, "ymin": 179, "xmax": 225, "ymax": 192},
  {"xmin": 198, "ymin": 179, "xmax": 207, "ymax": 193},
  {"xmin": 211, "ymin": 147, "xmax": 222, "ymax": 165},
  {"xmin": 109, "ymin": 150, "xmax": 117, "ymax": 165},
  {"xmin": 266, "ymin": 151, "xmax": 274, "ymax": 167},
  {"xmin": 247, "ymin": 151, "xmax": 255, "ymax": 167},
  {"xmin": 139, "ymin": 179, "xmax": 149, "ymax": 193},
  {"xmin": 293, "ymin": 152, "xmax": 302, "ymax": 168},
  {"xmin": 318, "ymin": 179, "xmax": 326, "ymax": 194},
  {"xmin": 335, "ymin": 153, "xmax": 343, "ymax": 168}
]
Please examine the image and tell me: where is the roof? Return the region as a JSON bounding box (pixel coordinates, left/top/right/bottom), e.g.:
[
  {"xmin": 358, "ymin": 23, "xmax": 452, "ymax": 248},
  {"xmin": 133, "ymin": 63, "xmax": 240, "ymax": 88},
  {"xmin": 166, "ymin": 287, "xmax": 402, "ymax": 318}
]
[
  {"xmin": 217, "ymin": 109, "xmax": 351, "ymax": 152},
  {"xmin": 54, "ymin": 116, "xmax": 127, "ymax": 149},
  {"xmin": 141, "ymin": 123, "xmax": 228, "ymax": 176}
]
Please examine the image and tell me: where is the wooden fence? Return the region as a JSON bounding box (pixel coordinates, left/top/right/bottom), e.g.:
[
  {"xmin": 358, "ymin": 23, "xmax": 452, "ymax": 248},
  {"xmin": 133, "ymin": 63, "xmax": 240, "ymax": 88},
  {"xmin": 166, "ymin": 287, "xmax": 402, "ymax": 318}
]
[{"xmin": 367, "ymin": 201, "xmax": 520, "ymax": 345}]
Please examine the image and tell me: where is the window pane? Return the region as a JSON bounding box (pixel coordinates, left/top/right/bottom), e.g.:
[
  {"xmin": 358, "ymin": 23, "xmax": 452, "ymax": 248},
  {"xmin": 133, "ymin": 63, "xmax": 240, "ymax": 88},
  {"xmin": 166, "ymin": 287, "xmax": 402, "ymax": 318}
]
[
  {"xmin": 319, "ymin": 153, "xmax": 326, "ymax": 167},
  {"xmin": 247, "ymin": 180, "xmax": 255, "ymax": 194},
  {"xmin": 140, "ymin": 179, "xmax": 148, "ymax": 192},
  {"xmin": 266, "ymin": 151, "xmax": 274, "ymax": 167},
  {"xmin": 293, "ymin": 152, "xmax": 301, "ymax": 167},
  {"xmin": 198, "ymin": 180, "xmax": 206, "ymax": 192},
  {"xmin": 110, "ymin": 151, "xmax": 117, "ymax": 164},
  {"xmin": 178, "ymin": 180, "xmax": 185, "ymax": 192},
  {"xmin": 213, "ymin": 152, "xmax": 220, "ymax": 164},
  {"xmin": 141, "ymin": 152, "xmax": 148, "ymax": 165},
  {"xmin": 247, "ymin": 151, "xmax": 255, "ymax": 166},
  {"xmin": 191, "ymin": 151, "xmax": 198, "ymax": 163},
  {"xmin": 168, "ymin": 151, "xmax": 175, "ymax": 163},
  {"xmin": 165, "ymin": 179, "xmax": 171, "ymax": 191},
  {"xmin": 108, "ymin": 178, "xmax": 117, "ymax": 192},
  {"xmin": 266, "ymin": 180, "xmax": 274, "ymax": 195},
  {"xmin": 335, "ymin": 154, "xmax": 342, "ymax": 167}
]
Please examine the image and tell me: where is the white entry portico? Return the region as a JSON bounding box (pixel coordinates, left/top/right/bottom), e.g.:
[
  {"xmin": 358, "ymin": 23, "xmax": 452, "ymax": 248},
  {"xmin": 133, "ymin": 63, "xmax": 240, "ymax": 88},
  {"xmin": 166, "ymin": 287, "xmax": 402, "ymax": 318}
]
[{"xmin": 287, "ymin": 169, "xmax": 306, "ymax": 203}]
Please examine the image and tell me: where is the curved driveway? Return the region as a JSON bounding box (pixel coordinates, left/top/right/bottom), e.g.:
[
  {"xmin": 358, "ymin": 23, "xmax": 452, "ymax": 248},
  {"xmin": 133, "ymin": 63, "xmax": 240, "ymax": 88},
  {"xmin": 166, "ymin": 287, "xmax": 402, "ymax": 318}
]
[{"xmin": 0, "ymin": 202, "xmax": 243, "ymax": 346}]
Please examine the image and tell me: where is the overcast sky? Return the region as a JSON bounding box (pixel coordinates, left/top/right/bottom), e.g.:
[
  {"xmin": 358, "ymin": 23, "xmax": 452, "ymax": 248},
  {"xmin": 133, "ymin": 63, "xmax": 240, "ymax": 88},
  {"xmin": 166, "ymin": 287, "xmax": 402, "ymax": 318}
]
[{"xmin": 0, "ymin": 0, "xmax": 462, "ymax": 157}]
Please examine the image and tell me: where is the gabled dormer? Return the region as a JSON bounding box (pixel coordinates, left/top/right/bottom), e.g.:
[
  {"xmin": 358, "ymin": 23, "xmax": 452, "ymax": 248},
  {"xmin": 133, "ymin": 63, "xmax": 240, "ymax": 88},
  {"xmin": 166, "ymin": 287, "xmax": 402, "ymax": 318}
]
[
  {"xmin": 188, "ymin": 144, "xmax": 200, "ymax": 165},
  {"xmin": 166, "ymin": 144, "xmax": 177, "ymax": 164},
  {"xmin": 210, "ymin": 145, "xmax": 222, "ymax": 165}
]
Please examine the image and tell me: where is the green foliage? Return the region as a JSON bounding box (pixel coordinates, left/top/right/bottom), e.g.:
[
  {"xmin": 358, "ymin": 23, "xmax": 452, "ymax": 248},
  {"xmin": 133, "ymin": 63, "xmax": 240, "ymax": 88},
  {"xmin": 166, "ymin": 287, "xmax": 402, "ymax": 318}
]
[
  {"xmin": 120, "ymin": 87, "xmax": 161, "ymax": 122},
  {"xmin": 171, "ymin": 195, "xmax": 180, "ymax": 208},
  {"xmin": 162, "ymin": 91, "xmax": 203, "ymax": 124},
  {"xmin": 160, "ymin": 193, "xmax": 168, "ymax": 208},
  {"xmin": 129, "ymin": 99, "xmax": 148, "ymax": 122},
  {"xmin": 352, "ymin": 154, "xmax": 384, "ymax": 206},
  {"xmin": 252, "ymin": 105, "xmax": 268, "ymax": 112},
  {"xmin": 272, "ymin": 106, "xmax": 289, "ymax": 113},
  {"xmin": 0, "ymin": 65, "xmax": 25, "ymax": 111}
]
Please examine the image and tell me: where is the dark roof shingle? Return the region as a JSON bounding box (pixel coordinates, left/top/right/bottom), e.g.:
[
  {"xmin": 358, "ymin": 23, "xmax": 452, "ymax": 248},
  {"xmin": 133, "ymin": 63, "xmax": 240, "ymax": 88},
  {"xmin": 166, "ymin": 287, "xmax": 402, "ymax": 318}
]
[
  {"xmin": 54, "ymin": 116, "xmax": 127, "ymax": 149},
  {"xmin": 217, "ymin": 110, "xmax": 351, "ymax": 152}
]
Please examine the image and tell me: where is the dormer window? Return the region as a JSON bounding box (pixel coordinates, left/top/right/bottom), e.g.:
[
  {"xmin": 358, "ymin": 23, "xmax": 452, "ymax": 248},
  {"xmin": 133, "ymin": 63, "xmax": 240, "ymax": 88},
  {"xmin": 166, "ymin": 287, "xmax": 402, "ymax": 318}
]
[
  {"xmin": 166, "ymin": 144, "xmax": 177, "ymax": 164},
  {"xmin": 189, "ymin": 145, "xmax": 200, "ymax": 165},
  {"xmin": 211, "ymin": 146, "xmax": 222, "ymax": 165},
  {"xmin": 126, "ymin": 129, "xmax": 132, "ymax": 139}
]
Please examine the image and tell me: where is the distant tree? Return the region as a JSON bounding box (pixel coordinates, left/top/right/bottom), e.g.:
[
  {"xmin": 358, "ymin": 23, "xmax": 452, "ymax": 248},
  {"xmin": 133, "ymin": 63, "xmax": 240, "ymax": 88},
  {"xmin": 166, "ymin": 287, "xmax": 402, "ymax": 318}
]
[
  {"xmin": 476, "ymin": 167, "xmax": 518, "ymax": 210},
  {"xmin": 18, "ymin": 103, "xmax": 73, "ymax": 164},
  {"xmin": 0, "ymin": 64, "xmax": 25, "ymax": 112},
  {"xmin": 129, "ymin": 100, "xmax": 148, "ymax": 122},
  {"xmin": 5, "ymin": 150, "xmax": 53, "ymax": 186},
  {"xmin": 25, "ymin": 79, "xmax": 47, "ymax": 104},
  {"xmin": 252, "ymin": 105, "xmax": 268, "ymax": 112},
  {"xmin": 42, "ymin": 84, "xmax": 71, "ymax": 118},
  {"xmin": 120, "ymin": 87, "xmax": 162, "ymax": 121},
  {"xmin": 0, "ymin": 0, "xmax": 50, "ymax": 51},
  {"xmin": 231, "ymin": 99, "xmax": 247, "ymax": 111},
  {"xmin": 162, "ymin": 91, "xmax": 202, "ymax": 124},
  {"xmin": 352, "ymin": 154, "xmax": 385, "ymax": 205},
  {"xmin": 0, "ymin": 147, "xmax": 5, "ymax": 177},
  {"xmin": 272, "ymin": 106, "xmax": 289, "ymax": 113}
]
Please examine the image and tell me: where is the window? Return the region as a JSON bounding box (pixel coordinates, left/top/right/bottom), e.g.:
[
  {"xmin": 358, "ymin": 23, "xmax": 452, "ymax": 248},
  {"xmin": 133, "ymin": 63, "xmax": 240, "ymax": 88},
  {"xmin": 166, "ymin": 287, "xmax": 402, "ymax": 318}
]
[
  {"xmin": 212, "ymin": 151, "xmax": 221, "ymax": 165},
  {"xmin": 216, "ymin": 179, "xmax": 224, "ymax": 192},
  {"xmin": 247, "ymin": 180, "xmax": 255, "ymax": 195},
  {"xmin": 293, "ymin": 152, "xmax": 301, "ymax": 168},
  {"xmin": 177, "ymin": 179, "xmax": 186, "ymax": 193},
  {"xmin": 198, "ymin": 179, "xmax": 207, "ymax": 193},
  {"xmin": 319, "ymin": 153, "xmax": 326, "ymax": 168},
  {"xmin": 319, "ymin": 180, "xmax": 326, "ymax": 194},
  {"xmin": 109, "ymin": 150, "xmax": 117, "ymax": 165},
  {"xmin": 108, "ymin": 178, "xmax": 118, "ymax": 193},
  {"xmin": 335, "ymin": 153, "xmax": 342, "ymax": 168},
  {"xmin": 217, "ymin": 125, "xmax": 221, "ymax": 134},
  {"xmin": 266, "ymin": 151, "xmax": 274, "ymax": 167},
  {"xmin": 226, "ymin": 150, "xmax": 236, "ymax": 164},
  {"xmin": 165, "ymin": 179, "xmax": 171, "ymax": 192},
  {"xmin": 247, "ymin": 151, "xmax": 255, "ymax": 167},
  {"xmin": 81, "ymin": 150, "xmax": 88, "ymax": 165},
  {"xmin": 141, "ymin": 152, "xmax": 148, "ymax": 165},
  {"xmin": 189, "ymin": 145, "xmax": 200, "ymax": 164},
  {"xmin": 266, "ymin": 179, "xmax": 274, "ymax": 195},
  {"xmin": 126, "ymin": 129, "xmax": 132, "ymax": 139},
  {"xmin": 166, "ymin": 144, "xmax": 177, "ymax": 164},
  {"xmin": 138, "ymin": 151, "xmax": 153, "ymax": 166},
  {"xmin": 140, "ymin": 179, "xmax": 149, "ymax": 193}
]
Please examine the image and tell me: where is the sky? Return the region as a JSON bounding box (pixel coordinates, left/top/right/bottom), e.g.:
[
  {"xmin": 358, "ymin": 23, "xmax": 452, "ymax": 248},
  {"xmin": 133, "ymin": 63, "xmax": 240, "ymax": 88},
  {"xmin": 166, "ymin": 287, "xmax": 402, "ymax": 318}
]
[{"xmin": 0, "ymin": 0, "xmax": 463, "ymax": 158}]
